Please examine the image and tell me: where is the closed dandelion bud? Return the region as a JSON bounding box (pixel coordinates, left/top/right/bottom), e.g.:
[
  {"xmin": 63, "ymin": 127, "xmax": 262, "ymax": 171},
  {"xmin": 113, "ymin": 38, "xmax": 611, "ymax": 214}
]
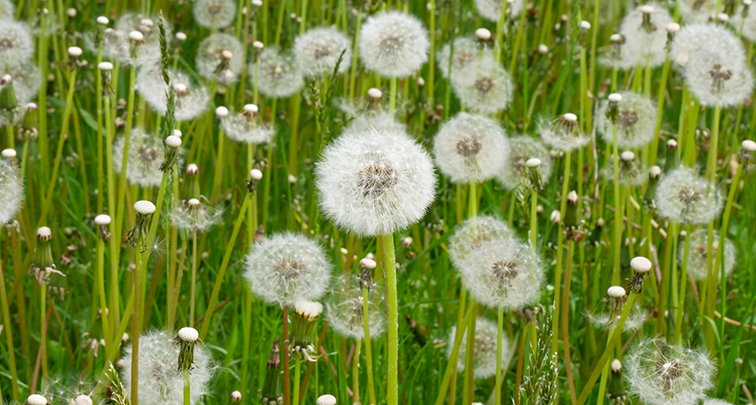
[
  {"xmin": 564, "ymin": 190, "xmax": 583, "ymax": 241},
  {"xmin": 664, "ymin": 139, "xmax": 679, "ymax": 171},
  {"xmin": 127, "ymin": 200, "xmax": 156, "ymax": 250},
  {"xmin": 259, "ymin": 340, "xmax": 282, "ymax": 405},
  {"xmin": 31, "ymin": 227, "xmax": 63, "ymax": 284},
  {"xmin": 588, "ymin": 218, "xmax": 605, "ymax": 247},
  {"xmin": 0, "ymin": 75, "xmax": 19, "ymax": 120},
  {"xmin": 525, "ymin": 158, "xmax": 543, "ymax": 190},
  {"xmin": 290, "ymin": 300, "xmax": 323, "ymax": 361},
  {"xmin": 629, "ymin": 256, "xmax": 652, "ymax": 293},
  {"xmin": 579, "ymin": 20, "xmax": 591, "ymax": 42},
  {"xmin": 230, "ymin": 391, "xmax": 242, "ymax": 402},
  {"xmin": 316, "ymin": 395, "xmax": 337, "ymax": 405},
  {"xmin": 446, "ymin": 317, "xmax": 510, "ymax": 379},
  {"xmin": 607, "ymin": 359, "xmax": 626, "ymax": 404},
  {"xmin": 95, "ymin": 214, "xmax": 112, "ymax": 241},
  {"xmin": 18, "ymin": 102, "xmax": 38, "ymax": 138},
  {"xmin": 550, "ymin": 210, "xmax": 561, "ymax": 224},
  {"xmin": 174, "ymin": 327, "xmax": 200, "ymax": 372},
  {"xmin": 644, "ymin": 165, "xmax": 662, "ymax": 209},
  {"xmin": 159, "ymin": 135, "xmax": 182, "ymax": 172},
  {"xmin": 26, "ymin": 394, "xmax": 50, "ymax": 405},
  {"xmin": 738, "ymin": 139, "xmax": 756, "ymax": 164},
  {"xmin": 183, "ymin": 164, "xmax": 200, "ymax": 199}
]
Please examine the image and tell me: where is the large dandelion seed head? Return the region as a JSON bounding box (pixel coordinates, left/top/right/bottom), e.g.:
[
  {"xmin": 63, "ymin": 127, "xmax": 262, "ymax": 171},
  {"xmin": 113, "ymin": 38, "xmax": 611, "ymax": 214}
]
[
  {"xmin": 193, "ymin": 0, "xmax": 237, "ymax": 29},
  {"xmin": 113, "ymin": 129, "xmax": 170, "ymax": 187},
  {"xmin": 196, "ymin": 33, "xmax": 244, "ymax": 85},
  {"xmin": 0, "ymin": 20, "xmax": 34, "ymax": 72},
  {"xmin": 460, "ymin": 237, "xmax": 544, "ymax": 311},
  {"xmin": 221, "ymin": 106, "xmax": 275, "ymax": 144},
  {"xmin": 137, "ymin": 68, "xmax": 209, "ymax": 122},
  {"xmin": 538, "ymin": 113, "xmax": 589, "ymax": 152},
  {"xmin": 597, "ymin": 92, "xmax": 657, "ymax": 149},
  {"xmin": 358, "ymin": 11, "xmax": 430, "ymax": 78},
  {"xmin": 446, "ymin": 317, "xmax": 510, "ymax": 379},
  {"xmin": 325, "ymin": 273, "xmax": 386, "ymax": 340},
  {"xmin": 678, "ymin": 0, "xmax": 715, "ymax": 23},
  {"xmin": 432, "ymin": 112, "xmax": 509, "ymax": 184},
  {"xmin": 684, "ymin": 45, "xmax": 753, "ymax": 107},
  {"xmin": 243, "ymin": 232, "xmax": 333, "ymax": 307},
  {"xmin": 450, "ymin": 55, "xmax": 514, "ymax": 114},
  {"xmin": 680, "ymin": 228, "xmax": 736, "ymax": 281},
  {"xmin": 625, "ymin": 337, "xmax": 715, "ymax": 405},
  {"xmin": 447, "ymin": 215, "xmax": 514, "ymax": 268},
  {"xmin": 475, "ymin": 0, "xmax": 525, "ymax": 22},
  {"xmin": 655, "ymin": 167, "xmax": 723, "ymax": 224},
  {"xmin": 254, "ymin": 46, "xmax": 304, "ymax": 98},
  {"xmin": 294, "ymin": 27, "xmax": 352, "ymax": 76},
  {"xmin": 121, "ymin": 330, "xmax": 213, "ymax": 405},
  {"xmin": 0, "ymin": 155, "xmax": 23, "ymax": 226},
  {"xmin": 315, "ymin": 127, "xmax": 436, "ymax": 236},
  {"xmin": 436, "ymin": 37, "xmax": 491, "ymax": 78},
  {"xmin": 496, "ymin": 135, "xmax": 552, "ymax": 189},
  {"xmin": 169, "ymin": 199, "xmax": 223, "ymax": 232},
  {"xmin": 615, "ymin": 4, "xmax": 674, "ymax": 69},
  {"xmin": 116, "ymin": 13, "xmax": 172, "ymax": 67}
]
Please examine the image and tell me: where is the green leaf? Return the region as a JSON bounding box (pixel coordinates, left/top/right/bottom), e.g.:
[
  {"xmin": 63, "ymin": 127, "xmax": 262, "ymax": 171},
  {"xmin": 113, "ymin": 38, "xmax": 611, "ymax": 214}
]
[{"xmin": 79, "ymin": 108, "xmax": 106, "ymax": 134}]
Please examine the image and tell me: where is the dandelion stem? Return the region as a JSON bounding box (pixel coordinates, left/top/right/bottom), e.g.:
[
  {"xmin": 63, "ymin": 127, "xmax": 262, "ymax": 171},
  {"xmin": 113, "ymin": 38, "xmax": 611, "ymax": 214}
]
[
  {"xmin": 611, "ymin": 121, "xmax": 621, "ymax": 285},
  {"xmin": 96, "ymin": 230, "xmax": 111, "ymax": 358},
  {"xmin": 105, "ymin": 95, "xmax": 120, "ymax": 338},
  {"xmin": 381, "ymin": 232, "xmax": 399, "ymax": 405},
  {"xmin": 530, "ymin": 187, "xmax": 538, "ymax": 249},
  {"xmin": 389, "ymin": 77, "xmax": 398, "ymax": 114},
  {"xmin": 40, "ymin": 280, "xmax": 47, "ymax": 382},
  {"xmin": 293, "ymin": 356, "xmax": 301, "ymax": 405},
  {"xmin": 190, "ymin": 231, "xmax": 198, "ymax": 325},
  {"xmin": 183, "ymin": 371, "xmax": 191, "ymax": 405},
  {"xmin": 675, "ymin": 224, "xmax": 693, "ymax": 343},
  {"xmin": 362, "ymin": 285, "xmax": 377, "ymax": 405},
  {"xmin": 283, "ymin": 305, "xmax": 291, "ymax": 405},
  {"xmin": 0, "ymin": 229, "xmax": 19, "ymax": 401},
  {"xmin": 494, "ymin": 307, "xmax": 504, "ymax": 405},
  {"xmin": 353, "ymin": 339, "xmax": 362, "ymax": 405},
  {"xmin": 434, "ymin": 303, "xmax": 474, "ymax": 405},
  {"xmin": 116, "ymin": 65, "xmax": 138, "ymax": 251},
  {"xmin": 462, "ymin": 300, "xmax": 477, "ymax": 405}
]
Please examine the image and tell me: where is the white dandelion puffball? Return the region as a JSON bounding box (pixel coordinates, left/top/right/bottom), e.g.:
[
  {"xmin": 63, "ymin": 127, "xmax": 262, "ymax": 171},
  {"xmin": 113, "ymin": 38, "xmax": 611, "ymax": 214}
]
[
  {"xmin": 684, "ymin": 45, "xmax": 753, "ymax": 108},
  {"xmin": 597, "ymin": 92, "xmax": 657, "ymax": 149},
  {"xmin": 116, "ymin": 13, "xmax": 173, "ymax": 67},
  {"xmin": 615, "ymin": 4, "xmax": 674, "ymax": 69},
  {"xmin": 446, "ymin": 317, "xmax": 510, "ymax": 379},
  {"xmin": 680, "ymin": 228, "xmax": 736, "ymax": 281},
  {"xmin": 670, "ymin": 24, "xmax": 741, "ymax": 67},
  {"xmin": 460, "ymin": 237, "xmax": 544, "ymax": 311},
  {"xmin": 475, "ymin": 0, "xmax": 524, "ymax": 22},
  {"xmin": 0, "ymin": 0, "xmax": 15, "ymax": 19},
  {"xmin": 113, "ymin": 129, "xmax": 169, "ymax": 187},
  {"xmin": 243, "ymin": 232, "xmax": 333, "ymax": 307},
  {"xmin": 254, "ymin": 46, "xmax": 304, "ymax": 98},
  {"xmin": 655, "ymin": 167, "xmax": 723, "ymax": 225},
  {"xmin": 345, "ymin": 110, "xmax": 405, "ymax": 133},
  {"xmin": 0, "ymin": 156, "xmax": 23, "ymax": 226},
  {"xmin": 196, "ymin": 33, "xmax": 244, "ymax": 84},
  {"xmin": 294, "ymin": 27, "xmax": 352, "ymax": 76},
  {"xmin": 85, "ymin": 28, "xmax": 130, "ymax": 63},
  {"xmin": 432, "ymin": 112, "xmax": 509, "ymax": 183},
  {"xmin": 193, "ymin": 0, "xmax": 236, "ymax": 29},
  {"xmin": 447, "ymin": 215, "xmax": 514, "ymax": 268},
  {"xmin": 496, "ymin": 135, "xmax": 552, "ymax": 189},
  {"xmin": 221, "ymin": 107, "xmax": 276, "ymax": 144},
  {"xmin": 437, "ymin": 37, "xmax": 492, "ymax": 78},
  {"xmin": 0, "ymin": 20, "xmax": 34, "ymax": 71},
  {"xmin": 678, "ymin": 0, "xmax": 715, "ymax": 23},
  {"xmin": 325, "ymin": 273, "xmax": 386, "ymax": 340},
  {"xmin": 315, "ymin": 127, "xmax": 436, "ymax": 236},
  {"xmin": 137, "ymin": 68, "xmax": 209, "ymax": 122},
  {"xmin": 538, "ymin": 114, "xmax": 589, "ymax": 152},
  {"xmin": 451, "ymin": 55, "xmax": 514, "ymax": 114},
  {"xmin": 359, "ymin": 11, "xmax": 430, "ymax": 78},
  {"xmin": 625, "ymin": 337, "xmax": 715, "ymax": 405},
  {"xmin": 170, "ymin": 199, "xmax": 223, "ymax": 232},
  {"xmin": 121, "ymin": 330, "xmax": 213, "ymax": 405}
]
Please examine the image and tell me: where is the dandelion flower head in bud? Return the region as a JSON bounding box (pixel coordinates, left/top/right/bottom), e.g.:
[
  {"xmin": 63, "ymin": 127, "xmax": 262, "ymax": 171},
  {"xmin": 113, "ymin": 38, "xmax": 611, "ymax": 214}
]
[
  {"xmin": 496, "ymin": 135, "xmax": 553, "ymax": 189},
  {"xmin": 680, "ymin": 228, "xmax": 736, "ymax": 281},
  {"xmin": 116, "ymin": 13, "xmax": 173, "ymax": 67},
  {"xmin": 436, "ymin": 37, "xmax": 492, "ymax": 78},
  {"xmin": 446, "ymin": 317, "xmax": 510, "ymax": 379},
  {"xmin": 254, "ymin": 46, "xmax": 304, "ymax": 98},
  {"xmin": 678, "ymin": 0, "xmax": 716, "ymax": 23},
  {"xmin": 614, "ymin": 4, "xmax": 673, "ymax": 69},
  {"xmin": 121, "ymin": 330, "xmax": 213, "ymax": 405},
  {"xmin": 0, "ymin": 20, "xmax": 34, "ymax": 71},
  {"xmin": 221, "ymin": 105, "xmax": 275, "ymax": 144},
  {"xmin": 459, "ymin": 237, "xmax": 544, "ymax": 311},
  {"xmin": 0, "ymin": 0, "xmax": 15, "ymax": 19},
  {"xmin": 447, "ymin": 215, "xmax": 514, "ymax": 268},
  {"xmin": 625, "ymin": 337, "xmax": 715, "ymax": 405},
  {"xmin": 315, "ymin": 127, "xmax": 436, "ymax": 236},
  {"xmin": 137, "ymin": 68, "xmax": 209, "ymax": 122},
  {"xmin": 243, "ymin": 232, "xmax": 333, "ymax": 307},
  {"xmin": 325, "ymin": 273, "xmax": 387, "ymax": 340},
  {"xmin": 432, "ymin": 112, "xmax": 509, "ymax": 183},
  {"xmin": 170, "ymin": 198, "xmax": 224, "ymax": 233},
  {"xmin": 538, "ymin": 113, "xmax": 589, "ymax": 152},
  {"xmin": 294, "ymin": 27, "xmax": 352, "ymax": 76},
  {"xmin": 450, "ymin": 55, "xmax": 514, "ymax": 114},
  {"xmin": 655, "ymin": 167, "xmax": 723, "ymax": 224},
  {"xmin": 113, "ymin": 129, "xmax": 172, "ymax": 187},
  {"xmin": 597, "ymin": 91, "xmax": 657, "ymax": 149},
  {"xmin": 358, "ymin": 11, "xmax": 430, "ymax": 78},
  {"xmin": 474, "ymin": 0, "xmax": 525, "ymax": 21},
  {"xmin": 0, "ymin": 154, "xmax": 23, "ymax": 226},
  {"xmin": 196, "ymin": 33, "xmax": 243, "ymax": 85},
  {"xmin": 193, "ymin": 0, "xmax": 237, "ymax": 29}
]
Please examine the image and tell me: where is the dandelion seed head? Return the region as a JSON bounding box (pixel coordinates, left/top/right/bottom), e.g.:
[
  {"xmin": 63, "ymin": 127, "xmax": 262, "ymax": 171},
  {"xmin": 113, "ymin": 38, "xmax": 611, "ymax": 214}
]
[
  {"xmin": 113, "ymin": 129, "xmax": 172, "ymax": 187},
  {"xmin": 437, "ymin": 37, "xmax": 491, "ymax": 78},
  {"xmin": 221, "ymin": 106, "xmax": 275, "ymax": 145},
  {"xmin": 0, "ymin": 154, "xmax": 23, "ymax": 226},
  {"xmin": 448, "ymin": 215, "xmax": 514, "ymax": 267},
  {"xmin": 294, "ymin": 27, "xmax": 352, "ymax": 76},
  {"xmin": 496, "ymin": 135, "xmax": 552, "ymax": 189},
  {"xmin": 0, "ymin": 20, "xmax": 34, "ymax": 72},
  {"xmin": 359, "ymin": 11, "xmax": 430, "ymax": 78},
  {"xmin": 254, "ymin": 46, "xmax": 304, "ymax": 98},
  {"xmin": 325, "ymin": 273, "xmax": 386, "ymax": 340},
  {"xmin": 315, "ymin": 127, "xmax": 436, "ymax": 236},
  {"xmin": 433, "ymin": 112, "xmax": 509, "ymax": 184},
  {"xmin": 446, "ymin": 317, "xmax": 510, "ymax": 379},
  {"xmin": 121, "ymin": 330, "xmax": 213, "ymax": 405},
  {"xmin": 655, "ymin": 167, "xmax": 723, "ymax": 224},
  {"xmin": 193, "ymin": 0, "xmax": 236, "ymax": 29},
  {"xmin": 196, "ymin": 33, "xmax": 244, "ymax": 85},
  {"xmin": 684, "ymin": 45, "xmax": 752, "ymax": 107},
  {"xmin": 539, "ymin": 113, "xmax": 589, "ymax": 152},
  {"xmin": 116, "ymin": 13, "xmax": 172, "ymax": 66},
  {"xmin": 243, "ymin": 232, "xmax": 333, "ymax": 306},
  {"xmin": 587, "ymin": 307, "xmax": 647, "ymax": 332},
  {"xmin": 679, "ymin": 228, "xmax": 736, "ymax": 281},
  {"xmin": 474, "ymin": 0, "xmax": 524, "ymax": 22},
  {"xmin": 597, "ymin": 92, "xmax": 657, "ymax": 149},
  {"xmin": 450, "ymin": 54, "xmax": 514, "ymax": 114},
  {"xmin": 678, "ymin": 0, "xmax": 716, "ymax": 23},
  {"xmin": 137, "ymin": 68, "xmax": 210, "ymax": 121}
]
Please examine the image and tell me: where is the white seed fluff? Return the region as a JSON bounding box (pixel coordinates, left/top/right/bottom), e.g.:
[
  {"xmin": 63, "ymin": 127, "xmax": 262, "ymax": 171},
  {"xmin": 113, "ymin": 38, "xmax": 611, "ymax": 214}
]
[
  {"xmin": 253, "ymin": 46, "xmax": 304, "ymax": 98},
  {"xmin": 193, "ymin": 0, "xmax": 237, "ymax": 29},
  {"xmin": 474, "ymin": 0, "xmax": 524, "ymax": 22},
  {"xmin": 679, "ymin": 228, "xmax": 736, "ymax": 281},
  {"xmin": 294, "ymin": 27, "xmax": 352, "ymax": 76},
  {"xmin": 137, "ymin": 68, "xmax": 209, "ymax": 121},
  {"xmin": 0, "ymin": 21, "xmax": 34, "ymax": 72},
  {"xmin": 450, "ymin": 54, "xmax": 514, "ymax": 114},
  {"xmin": 113, "ymin": 129, "xmax": 170, "ymax": 187},
  {"xmin": 446, "ymin": 317, "xmax": 510, "ymax": 379},
  {"xmin": 437, "ymin": 37, "xmax": 492, "ymax": 78},
  {"xmin": 196, "ymin": 33, "xmax": 244, "ymax": 84},
  {"xmin": 27, "ymin": 395, "xmax": 47, "ymax": 405},
  {"xmin": 496, "ymin": 135, "xmax": 553, "ymax": 189},
  {"xmin": 359, "ymin": 11, "xmax": 430, "ymax": 78},
  {"xmin": 597, "ymin": 91, "xmax": 657, "ymax": 149},
  {"xmin": 325, "ymin": 273, "xmax": 386, "ymax": 340},
  {"xmin": 655, "ymin": 167, "xmax": 723, "ymax": 225},
  {"xmin": 447, "ymin": 215, "xmax": 514, "ymax": 268},
  {"xmin": 0, "ymin": 153, "xmax": 23, "ymax": 226}
]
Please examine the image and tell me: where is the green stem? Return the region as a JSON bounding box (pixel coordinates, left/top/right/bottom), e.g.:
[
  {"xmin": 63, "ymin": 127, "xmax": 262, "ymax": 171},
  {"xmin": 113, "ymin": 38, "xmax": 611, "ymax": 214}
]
[
  {"xmin": 389, "ymin": 77, "xmax": 398, "ymax": 114},
  {"xmin": 382, "ymin": 233, "xmax": 399, "ymax": 405},
  {"xmin": 530, "ymin": 188, "xmax": 538, "ymax": 248},
  {"xmin": 0, "ymin": 230, "xmax": 19, "ymax": 401},
  {"xmin": 362, "ymin": 285, "xmax": 377, "ymax": 405},
  {"xmin": 353, "ymin": 339, "xmax": 362, "ymax": 405},
  {"xmin": 183, "ymin": 371, "xmax": 191, "ymax": 405},
  {"xmin": 675, "ymin": 224, "xmax": 692, "ymax": 343},
  {"xmin": 293, "ymin": 357, "xmax": 301, "ymax": 405},
  {"xmin": 611, "ymin": 121, "xmax": 621, "ymax": 284},
  {"xmin": 96, "ymin": 233, "xmax": 111, "ymax": 359},
  {"xmin": 494, "ymin": 307, "xmax": 504, "ymax": 405},
  {"xmin": 190, "ymin": 232, "xmax": 198, "ymax": 325}
]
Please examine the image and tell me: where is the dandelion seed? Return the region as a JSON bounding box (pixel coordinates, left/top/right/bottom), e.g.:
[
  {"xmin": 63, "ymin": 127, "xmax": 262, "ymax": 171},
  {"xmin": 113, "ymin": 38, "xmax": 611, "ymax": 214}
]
[
  {"xmin": 253, "ymin": 46, "xmax": 304, "ymax": 98},
  {"xmin": 679, "ymin": 228, "xmax": 736, "ymax": 281},
  {"xmin": 196, "ymin": 33, "xmax": 243, "ymax": 85},
  {"xmin": 597, "ymin": 91, "xmax": 657, "ymax": 149},
  {"xmin": 121, "ymin": 330, "xmax": 213, "ymax": 405},
  {"xmin": 432, "ymin": 112, "xmax": 509, "ymax": 184},
  {"xmin": 655, "ymin": 167, "xmax": 722, "ymax": 224},
  {"xmin": 221, "ymin": 104, "xmax": 275, "ymax": 144},
  {"xmin": 448, "ymin": 215, "xmax": 514, "ymax": 268},
  {"xmin": 437, "ymin": 37, "xmax": 492, "ymax": 78},
  {"xmin": 193, "ymin": 0, "xmax": 236, "ymax": 29},
  {"xmin": 625, "ymin": 337, "xmax": 714, "ymax": 405},
  {"xmin": 539, "ymin": 112, "xmax": 589, "ymax": 152},
  {"xmin": 587, "ymin": 307, "xmax": 647, "ymax": 332},
  {"xmin": 0, "ymin": 20, "xmax": 34, "ymax": 71},
  {"xmin": 474, "ymin": 0, "xmax": 525, "ymax": 22},
  {"xmin": 315, "ymin": 127, "xmax": 436, "ymax": 236},
  {"xmin": 450, "ymin": 54, "xmax": 514, "ymax": 114},
  {"xmin": 446, "ymin": 317, "xmax": 510, "ymax": 379},
  {"xmin": 294, "ymin": 27, "xmax": 352, "ymax": 76},
  {"xmin": 359, "ymin": 11, "xmax": 430, "ymax": 78},
  {"xmin": 325, "ymin": 273, "xmax": 386, "ymax": 340},
  {"xmin": 243, "ymin": 232, "xmax": 333, "ymax": 307},
  {"xmin": 113, "ymin": 129, "xmax": 171, "ymax": 187},
  {"xmin": 496, "ymin": 135, "xmax": 552, "ymax": 189},
  {"xmin": 259, "ymin": 340, "xmax": 282, "ymax": 405},
  {"xmin": 137, "ymin": 68, "xmax": 209, "ymax": 121}
]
